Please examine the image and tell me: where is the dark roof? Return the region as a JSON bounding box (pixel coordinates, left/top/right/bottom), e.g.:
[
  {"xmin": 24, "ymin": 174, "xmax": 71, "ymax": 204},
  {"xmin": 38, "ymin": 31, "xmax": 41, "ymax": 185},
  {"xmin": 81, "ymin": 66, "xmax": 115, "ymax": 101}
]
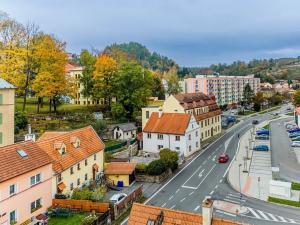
[{"xmin": 113, "ymin": 123, "xmax": 137, "ymax": 132}]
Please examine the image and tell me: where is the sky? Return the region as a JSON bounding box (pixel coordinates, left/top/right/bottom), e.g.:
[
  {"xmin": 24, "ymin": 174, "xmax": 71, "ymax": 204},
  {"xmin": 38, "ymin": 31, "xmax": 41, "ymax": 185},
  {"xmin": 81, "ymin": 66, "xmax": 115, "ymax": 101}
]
[{"xmin": 2, "ymin": 0, "xmax": 300, "ymax": 66}]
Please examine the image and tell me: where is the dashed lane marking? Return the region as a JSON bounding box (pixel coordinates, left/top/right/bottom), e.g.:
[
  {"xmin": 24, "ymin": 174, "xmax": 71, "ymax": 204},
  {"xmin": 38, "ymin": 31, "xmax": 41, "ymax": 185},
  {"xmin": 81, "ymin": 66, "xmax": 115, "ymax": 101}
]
[
  {"xmin": 168, "ymin": 195, "xmax": 174, "ymax": 200},
  {"xmin": 194, "ymin": 205, "xmax": 200, "ymax": 211},
  {"xmin": 180, "ymin": 197, "xmax": 186, "ymax": 202}
]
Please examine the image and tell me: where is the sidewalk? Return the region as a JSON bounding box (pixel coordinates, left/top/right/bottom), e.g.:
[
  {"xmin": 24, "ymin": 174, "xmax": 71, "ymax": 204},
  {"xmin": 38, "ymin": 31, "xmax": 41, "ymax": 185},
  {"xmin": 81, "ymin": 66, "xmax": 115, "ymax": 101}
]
[{"xmin": 228, "ymin": 120, "xmax": 272, "ymax": 201}]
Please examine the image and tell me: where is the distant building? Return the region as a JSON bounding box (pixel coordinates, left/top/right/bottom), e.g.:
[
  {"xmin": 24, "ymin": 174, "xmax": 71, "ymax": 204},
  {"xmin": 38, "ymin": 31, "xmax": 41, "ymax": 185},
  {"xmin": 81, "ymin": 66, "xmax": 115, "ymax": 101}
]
[
  {"xmin": 0, "ymin": 141, "xmax": 52, "ymax": 225},
  {"xmin": 104, "ymin": 162, "xmax": 136, "ymax": 187},
  {"xmin": 184, "ymin": 74, "xmax": 260, "ymax": 106},
  {"xmin": 112, "ymin": 123, "xmax": 137, "ymax": 141},
  {"xmin": 0, "ymin": 78, "xmax": 15, "ymax": 147},
  {"xmin": 143, "ymin": 112, "xmax": 200, "ymax": 157}
]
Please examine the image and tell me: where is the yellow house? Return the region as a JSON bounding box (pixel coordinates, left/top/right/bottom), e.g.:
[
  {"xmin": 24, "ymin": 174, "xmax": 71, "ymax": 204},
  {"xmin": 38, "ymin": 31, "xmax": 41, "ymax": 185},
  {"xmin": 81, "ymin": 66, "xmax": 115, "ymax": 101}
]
[
  {"xmin": 36, "ymin": 126, "xmax": 105, "ymax": 197},
  {"xmin": 0, "ymin": 78, "xmax": 15, "ymax": 147},
  {"xmin": 104, "ymin": 162, "xmax": 136, "ymax": 187},
  {"xmin": 142, "ymin": 93, "xmax": 222, "ymax": 141}
]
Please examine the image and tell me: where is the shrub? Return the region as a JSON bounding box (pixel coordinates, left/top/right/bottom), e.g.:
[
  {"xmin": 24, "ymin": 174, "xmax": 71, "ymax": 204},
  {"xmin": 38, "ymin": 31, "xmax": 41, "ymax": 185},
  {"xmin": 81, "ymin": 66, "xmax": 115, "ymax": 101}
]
[
  {"xmin": 268, "ymin": 196, "xmax": 300, "ymax": 207},
  {"xmin": 135, "ymin": 163, "xmax": 147, "ymax": 174},
  {"xmin": 81, "ymin": 213, "xmax": 98, "ymax": 225},
  {"xmin": 55, "ymin": 193, "xmax": 67, "ymax": 199},
  {"xmin": 159, "ymin": 148, "xmax": 179, "ymax": 171},
  {"xmin": 15, "ymin": 111, "xmax": 28, "ymax": 134},
  {"xmin": 71, "ymin": 188, "xmax": 93, "ymax": 200},
  {"xmin": 292, "ymin": 182, "xmax": 300, "ymax": 191},
  {"xmin": 147, "ymin": 159, "xmax": 167, "ymax": 175},
  {"xmin": 91, "ymin": 186, "xmax": 106, "ymax": 202}
]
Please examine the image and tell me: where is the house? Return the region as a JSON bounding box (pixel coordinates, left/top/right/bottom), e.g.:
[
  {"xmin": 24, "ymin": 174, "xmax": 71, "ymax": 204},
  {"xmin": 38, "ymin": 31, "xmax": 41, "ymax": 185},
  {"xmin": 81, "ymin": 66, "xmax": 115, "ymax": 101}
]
[
  {"xmin": 104, "ymin": 162, "xmax": 136, "ymax": 187},
  {"xmin": 142, "ymin": 93, "xmax": 222, "ymax": 141},
  {"xmin": 112, "ymin": 123, "xmax": 137, "ymax": 140},
  {"xmin": 128, "ymin": 198, "xmax": 240, "ymax": 225},
  {"xmin": 0, "ymin": 141, "xmax": 52, "ymax": 225},
  {"xmin": 143, "ymin": 112, "xmax": 200, "ymax": 157},
  {"xmin": 0, "ymin": 78, "xmax": 15, "ymax": 147},
  {"xmin": 36, "ymin": 126, "xmax": 105, "ymax": 197}
]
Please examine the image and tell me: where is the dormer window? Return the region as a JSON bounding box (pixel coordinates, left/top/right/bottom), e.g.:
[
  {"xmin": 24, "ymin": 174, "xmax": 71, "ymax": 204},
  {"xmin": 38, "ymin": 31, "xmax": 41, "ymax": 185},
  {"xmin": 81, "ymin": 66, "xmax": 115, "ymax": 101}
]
[
  {"xmin": 54, "ymin": 141, "xmax": 66, "ymax": 155},
  {"xmin": 70, "ymin": 137, "xmax": 80, "ymax": 148}
]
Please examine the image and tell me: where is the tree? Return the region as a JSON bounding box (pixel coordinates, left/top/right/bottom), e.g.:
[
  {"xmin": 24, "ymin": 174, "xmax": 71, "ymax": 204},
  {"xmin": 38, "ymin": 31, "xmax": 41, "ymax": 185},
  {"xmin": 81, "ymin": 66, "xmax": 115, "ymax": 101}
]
[
  {"xmin": 243, "ymin": 83, "xmax": 254, "ymax": 105},
  {"xmin": 146, "ymin": 159, "xmax": 167, "ymax": 175},
  {"xmin": 293, "ymin": 89, "xmax": 300, "ymax": 107},
  {"xmin": 113, "ymin": 61, "xmax": 153, "ymax": 119},
  {"xmin": 151, "ymin": 72, "xmax": 165, "ymax": 99},
  {"xmin": 164, "ymin": 66, "xmax": 182, "ymax": 95},
  {"xmin": 92, "ymin": 120, "xmax": 107, "ymax": 138},
  {"xmin": 269, "ymin": 93, "xmax": 283, "ymax": 106},
  {"xmin": 80, "ymin": 49, "xmax": 95, "ymax": 101},
  {"xmin": 92, "ymin": 54, "xmax": 118, "ymax": 109},
  {"xmin": 159, "ymin": 149, "xmax": 179, "ymax": 171},
  {"xmin": 252, "ymin": 92, "xmax": 265, "ymax": 112}
]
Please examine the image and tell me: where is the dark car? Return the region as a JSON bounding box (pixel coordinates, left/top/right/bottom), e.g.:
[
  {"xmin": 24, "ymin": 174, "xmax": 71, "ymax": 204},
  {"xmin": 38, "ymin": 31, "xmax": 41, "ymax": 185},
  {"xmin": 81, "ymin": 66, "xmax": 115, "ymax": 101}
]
[
  {"xmin": 256, "ymin": 130, "xmax": 270, "ymax": 135},
  {"xmin": 255, "ymin": 134, "xmax": 269, "ymax": 140},
  {"xmin": 288, "ymin": 128, "xmax": 300, "ymax": 133},
  {"xmin": 252, "ymin": 120, "xmax": 259, "ymax": 125},
  {"xmin": 253, "ymin": 145, "xmax": 269, "ymax": 151},
  {"xmin": 218, "ymin": 153, "xmax": 229, "ymax": 163}
]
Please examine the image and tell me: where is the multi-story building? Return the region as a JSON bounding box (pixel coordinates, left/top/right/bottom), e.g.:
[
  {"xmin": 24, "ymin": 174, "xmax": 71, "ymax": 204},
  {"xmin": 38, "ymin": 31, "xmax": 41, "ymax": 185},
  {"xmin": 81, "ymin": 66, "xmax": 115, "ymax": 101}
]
[
  {"xmin": 143, "ymin": 112, "xmax": 200, "ymax": 157},
  {"xmin": 0, "ymin": 141, "xmax": 53, "ymax": 225},
  {"xmin": 142, "ymin": 93, "xmax": 221, "ymax": 141},
  {"xmin": 65, "ymin": 63, "xmax": 104, "ymax": 106},
  {"xmin": 0, "ymin": 78, "xmax": 15, "ymax": 147},
  {"xmin": 184, "ymin": 74, "xmax": 260, "ymax": 106},
  {"xmin": 36, "ymin": 126, "xmax": 105, "ymax": 197}
]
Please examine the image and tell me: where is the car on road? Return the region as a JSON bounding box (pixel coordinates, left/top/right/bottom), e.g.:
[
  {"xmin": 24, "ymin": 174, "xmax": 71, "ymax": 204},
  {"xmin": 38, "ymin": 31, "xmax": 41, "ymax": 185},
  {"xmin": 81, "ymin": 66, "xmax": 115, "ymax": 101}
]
[
  {"xmin": 252, "ymin": 120, "xmax": 259, "ymax": 125},
  {"xmin": 218, "ymin": 153, "xmax": 229, "ymax": 163},
  {"xmin": 289, "ymin": 132, "xmax": 300, "ymax": 138},
  {"xmin": 288, "ymin": 128, "xmax": 300, "ymax": 133},
  {"xmin": 109, "ymin": 193, "xmax": 127, "ymax": 205},
  {"xmin": 255, "ymin": 134, "xmax": 269, "ymax": 140},
  {"xmin": 253, "ymin": 145, "xmax": 269, "ymax": 151},
  {"xmin": 291, "ymin": 141, "xmax": 300, "ymax": 147}
]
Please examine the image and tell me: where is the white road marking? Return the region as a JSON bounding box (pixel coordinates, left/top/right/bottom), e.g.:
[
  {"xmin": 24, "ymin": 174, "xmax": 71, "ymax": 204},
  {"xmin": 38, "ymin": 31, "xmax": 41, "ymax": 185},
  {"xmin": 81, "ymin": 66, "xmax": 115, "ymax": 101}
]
[
  {"xmin": 212, "ymin": 155, "xmax": 217, "ymax": 161},
  {"xmin": 203, "ymin": 160, "xmax": 207, "ymax": 164},
  {"xmin": 169, "ymin": 195, "xmax": 174, "ymax": 200},
  {"xmin": 288, "ymin": 219, "xmax": 296, "ymax": 223},
  {"xmin": 228, "ymin": 193, "xmax": 242, "ymax": 198},
  {"xmin": 170, "ymin": 205, "xmax": 176, "ymax": 209},
  {"xmin": 216, "ymin": 210, "xmax": 236, "ymax": 217},
  {"xmin": 223, "ymin": 138, "xmax": 241, "ymax": 178},
  {"xmin": 189, "ymin": 191, "xmax": 194, "ymax": 196},
  {"xmin": 196, "ymin": 164, "xmax": 216, "ymax": 189},
  {"xmin": 194, "ymin": 205, "xmax": 200, "ymax": 211},
  {"xmin": 198, "ymin": 169, "xmax": 205, "ymax": 177},
  {"xmin": 209, "ymin": 190, "xmax": 214, "ymax": 195},
  {"xmin": 267, "ymin": 213, "xmax": 278, "ymax": 221},
  {"xmin": 224, "ymin": 198, "xmax": 239, "ymax": 204},
  {"xmin": 161, "ymin": 203, "xmax": 166, "ymax": 207},
  {"xmin": 219, "ymin": 179, "xmax": 223, "ymax": 183},
  {"xmin": 181, "ymin": 166, "xmax": 203, "ymax": 187},
  {"xmin": 214, "ymin": 185, "xmax": 218, "ymax": 189},
  {"xmin": 224, "ymin": 135, "xmax": 234, "ymax": 153},
  {"xmin": 278, "ymin": 216, "xmax": 287, "ymax": 222},
  {"xmin": 176, "ymin": 189, "xmax": 180, "ymax": 193},
  {"xmin": 225, "ymin": 195, "xmax": 246, "ymax": 202},
  {"xmin": 257, "ymin": 210, "xmax": 269, "ymax": 220},
  {"xmin": 248, "ymin": 207, "xmax": 261, "ymax": 219},
  {"xmin": 180, "ymin": 197, "xmax": 186, "ymax": 202},
  {"xmin": 182, "ymin": 185, "xmax": 197, "ymax": 190}
]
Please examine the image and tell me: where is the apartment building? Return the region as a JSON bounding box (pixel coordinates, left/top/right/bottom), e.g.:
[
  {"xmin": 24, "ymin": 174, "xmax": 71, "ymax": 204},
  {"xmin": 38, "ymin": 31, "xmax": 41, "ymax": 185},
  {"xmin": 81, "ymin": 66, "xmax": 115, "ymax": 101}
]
[
  {"xmin": 0, "ymin": 78, "xmax": 15, "ymax": 147},
  {"xmin": 0, "ymin": 141, "xmax": 52, "ymax": 225},
  {"xmin": 185, "ymin": 74, "xmax": 260, "ymax": 106},
  {"xmin": 36, "ymin": 126, "xmax": 105, "ymax": 197}
]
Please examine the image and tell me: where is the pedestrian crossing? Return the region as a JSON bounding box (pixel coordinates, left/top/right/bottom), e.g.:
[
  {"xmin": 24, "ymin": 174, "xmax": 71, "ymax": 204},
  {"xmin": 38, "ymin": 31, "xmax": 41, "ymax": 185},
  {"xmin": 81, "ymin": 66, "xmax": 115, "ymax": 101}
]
[
  {"xmin": 224, "ymin": 193, "xmax": 246, "ymax": 205},
  {"xmin": 247, "ymin": 207, "xmax": 298, "ymax": 223}
]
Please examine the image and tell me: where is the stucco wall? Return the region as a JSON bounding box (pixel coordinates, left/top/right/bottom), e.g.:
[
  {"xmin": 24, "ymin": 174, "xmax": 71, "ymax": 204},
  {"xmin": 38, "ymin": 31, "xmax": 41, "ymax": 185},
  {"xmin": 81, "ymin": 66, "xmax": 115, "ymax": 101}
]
[{"xmin": 107, "ymin": 174, "xmax": 129, "ymax": 187}]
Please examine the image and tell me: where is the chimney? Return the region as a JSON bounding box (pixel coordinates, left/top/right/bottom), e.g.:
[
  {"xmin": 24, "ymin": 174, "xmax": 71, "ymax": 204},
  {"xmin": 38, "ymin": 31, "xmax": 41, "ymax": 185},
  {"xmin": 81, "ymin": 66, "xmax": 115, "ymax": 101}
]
[
  {"xmin": 24, "ymin": 124, "xmax": 36, "ymax": 142},
  {"xmin": 202, "ymin": 196, "xmax": 213, "ymax": 225},
  {"xmin": 158, "ymin": 109, "xmax": 163, "ymax": 118}
]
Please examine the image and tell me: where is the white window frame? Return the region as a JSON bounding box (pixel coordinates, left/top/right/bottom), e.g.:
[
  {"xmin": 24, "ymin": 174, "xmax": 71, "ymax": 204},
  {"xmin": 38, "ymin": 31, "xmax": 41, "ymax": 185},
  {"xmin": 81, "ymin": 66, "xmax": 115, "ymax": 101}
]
[
  {"xmin": 9, "ymin": 184, "xmax": 17, "ymax": 196},
  {"xmin": 30, "ymin": 173, "xmax": 42, "ymax": 186}
]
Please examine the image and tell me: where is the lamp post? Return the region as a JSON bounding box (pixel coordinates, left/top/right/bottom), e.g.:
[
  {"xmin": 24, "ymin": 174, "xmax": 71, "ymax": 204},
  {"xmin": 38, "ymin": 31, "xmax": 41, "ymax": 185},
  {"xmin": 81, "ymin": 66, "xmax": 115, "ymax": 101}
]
[
  {"xmin": 238, "ymin": 164, "xmax": 242, "ymax": 209},
  {"xmin": 245, "ymin": 146, "xmax": 249, "ymax": 159}
]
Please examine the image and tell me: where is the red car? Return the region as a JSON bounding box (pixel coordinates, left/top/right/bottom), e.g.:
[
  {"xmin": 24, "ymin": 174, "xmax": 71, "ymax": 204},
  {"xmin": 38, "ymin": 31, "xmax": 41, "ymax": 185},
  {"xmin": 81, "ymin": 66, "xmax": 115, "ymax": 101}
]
[{"xmin": 218, "ymin": 153, "xmax": 229, "ymax": 163}]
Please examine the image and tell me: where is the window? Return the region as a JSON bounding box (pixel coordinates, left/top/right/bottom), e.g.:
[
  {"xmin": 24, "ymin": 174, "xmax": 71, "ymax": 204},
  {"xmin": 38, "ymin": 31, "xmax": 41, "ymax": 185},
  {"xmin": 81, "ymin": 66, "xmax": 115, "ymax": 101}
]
[
  {"xmin": 189, "ymin": 145, "xmax": 192, "ymax": 152},
  {"xmin": 188, "ymin": 134, "xmax": 191, "ymax": 140},
  {"xmin": 77, "ymin": 163, "xmax": 81, "ymax": 170},
  {"xmin": 94, "ymin": 154, "xmax": 97, "ymax": 160},
  {"xmin": 158, "ymin": 145, "xmax": 163, "ymax": 150},
  {"xmin": 157, "ymin": 134, "xmax": 163, "ymax": 140},
  {"xmin": 85, "ymin": 159, "xmax": 88, "ymax": 166},
  {"xmin": 9, "ymin": 184, "xmax": 16, "ymax": 196},
  {"xmin": 61, "ymin": 146, "xmax": 66, "ymax": 155},
  {"xmin": 70, "ymin": 167, "xmax": 74, "ymax": 175},
  {"xmin": 175, "ymin": 147, "xmax": 180, "ymax": 151},
  {"xmin": 146, "ymin": 111, "xmax": 150, "ymax": 119},
  {"xmin": 201, "ymin": 133, "xmax": 204, "ymax": 139},
  {"xmin": 201, "ymin": 121, "xmax": 203, "ymax": 127},
  {"xmin": 70, "ymin": 183, "xmax": 74, "ymax": 191},
  {"xmin": 85, "ymin": 173, "xmax": 88, "ymax": 181},
  {"xmin": 31, "ymin": 198, "xmax": 41, "ymax": 212},
  {"xmin": 208, "ymin": 119, "xmax": 210, "ymax": 125},
  {"xmin": 77, "ymin": 178, "xmax": 80, "ymax": 186},
  {"xmin": 175, "ymin": 136, "xmax": 180, "ymax": 141},
  {"xmin": 30, "ymin": 173, "xmax": 41, "ymax": 186},
  {"xmin": 196, "ymin": 131, "xmax": 198, "ymax": 137},
  {"xmin": 147, "ymin": 219, "xmax": 155, "ymax": 225},
  {"xmin": 205, "ymin": 120, "xmax": 207, "ymax": 126},
  {"xmin": 147, "ymin": 133, "xmax": 151, "ymax": 139},
  {"xmin": 10, "ymin": 210, "xmax": 16, "ymax": 223},
  {"xmin": 196, "ymin": 142, "xmax": 199, "ymax": 148},
  {"xmin": 58, "ymin": 174, "xmax": 62, "ymax": 182}
]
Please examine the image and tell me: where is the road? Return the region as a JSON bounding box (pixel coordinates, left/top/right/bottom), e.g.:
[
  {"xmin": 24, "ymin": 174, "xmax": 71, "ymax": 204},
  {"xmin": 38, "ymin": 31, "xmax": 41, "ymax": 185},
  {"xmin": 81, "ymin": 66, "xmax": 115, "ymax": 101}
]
[
  {"xmin": 142, "ymin": 106, "xmax": 300, "ymax": 225},
  {"xmin": 270, "ymin": 117, "xmax": 300, "ymax": 182}
]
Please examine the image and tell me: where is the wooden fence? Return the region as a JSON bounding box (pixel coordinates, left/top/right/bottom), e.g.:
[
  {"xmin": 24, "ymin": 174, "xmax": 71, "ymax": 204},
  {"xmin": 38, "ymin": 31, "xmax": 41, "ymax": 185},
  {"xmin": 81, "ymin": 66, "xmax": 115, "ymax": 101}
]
[{"xmin": 52, "ymin": 199, "xmax": 109, "ymax": 213}]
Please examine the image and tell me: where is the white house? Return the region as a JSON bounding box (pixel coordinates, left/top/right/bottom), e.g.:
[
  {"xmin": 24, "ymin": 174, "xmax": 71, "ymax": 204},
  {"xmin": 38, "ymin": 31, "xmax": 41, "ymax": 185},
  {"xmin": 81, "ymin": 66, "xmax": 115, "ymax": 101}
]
[
  {"xmin": 142, "ymin": 112, "xmax": 200, "ymax": 157},
  {"xmin": 112, "ymin": 123, "xmax": 137, "ymax": 141}
]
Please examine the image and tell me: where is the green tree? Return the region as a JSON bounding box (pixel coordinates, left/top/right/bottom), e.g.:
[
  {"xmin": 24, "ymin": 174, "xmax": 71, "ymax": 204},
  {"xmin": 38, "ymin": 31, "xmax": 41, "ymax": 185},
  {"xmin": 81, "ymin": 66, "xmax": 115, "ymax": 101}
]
[
  {"xmin": 164, "ymin": 66, "xmax": 182, "ymax": 95},
  {"xmin": 152, "ymin": 74, "xmax": 165, "ymax": 99},
  {"xmin": 159, "ymin": 148, "xmax": 179, "ymax": 171},
  {"xmin": 243, "ymin": 83, "xmax": 254, "ymax": 105},
  {"xmin": 146, "ymin": 159, "xmax": 167, "ymax": 175},
  {"xmin": 252, "ymin": 92, "xmax": 265, "ymax": 112},
  {"xmin": 293, "ymin": 89, "xmax": 300, "ymax": 106},
  {"xmin": 269, "ymin": 93, "xmax": 283, "ymax": 106},
  {"xmin": 80, "ymin": 49, "xmax": 95, "ymax": 101},
  {"xmin": 92, "ymin": 119, "xmax": 107, "ymax": 138}
]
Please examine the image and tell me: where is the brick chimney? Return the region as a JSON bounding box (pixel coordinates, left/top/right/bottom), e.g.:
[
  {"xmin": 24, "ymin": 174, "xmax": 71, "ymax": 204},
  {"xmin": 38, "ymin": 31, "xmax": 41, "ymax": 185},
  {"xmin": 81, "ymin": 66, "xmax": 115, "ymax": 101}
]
[{"xmin": 202, "ymin": 196, "xmax": 213, "ymax": 225}]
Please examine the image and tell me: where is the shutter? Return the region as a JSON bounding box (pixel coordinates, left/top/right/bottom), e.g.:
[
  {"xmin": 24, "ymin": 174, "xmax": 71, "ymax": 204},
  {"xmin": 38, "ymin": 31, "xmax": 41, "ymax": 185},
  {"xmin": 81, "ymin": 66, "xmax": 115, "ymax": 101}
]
[
  {"xmin": 0, "ymin": 132, "xmax": 2, "ymax": 144},
  {"xmin": 0, "ymin": 113, "xmax": 2, "ymax": 125},
  {"xmin": 0, "ymin": 94, "xmax": 2, "ymax": 104}
]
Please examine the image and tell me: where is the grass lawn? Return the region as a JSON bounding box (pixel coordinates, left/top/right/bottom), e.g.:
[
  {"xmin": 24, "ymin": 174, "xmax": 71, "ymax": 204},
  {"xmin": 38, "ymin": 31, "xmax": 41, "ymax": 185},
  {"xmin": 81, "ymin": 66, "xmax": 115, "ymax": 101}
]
[
  {"xmin": 263, "ymin": 123, "xmax": 270, "ymax": 130},
  {"xmin": 104, "ymin": 139, "xmax": 123, "ymax": 147},
  {"xmin": 238, "ymin": 110, "xmax": 256, "ymax": 116},
  {"xmin": 147, "ymin": 100, "xmax": 164, "ymax": 107},
  {"xmin": 48, "ymin": 213, "xmax": 86, "ymax": 225},
  {"xmin": 292, "ymin": 182, "xmax": 300, "ymax": 191},
  {"xmin": 286, "ymin": 112, "xmax": 294, "ymax": 116},
  {"xmin": 258, "ymin": 106, "xmax": 281, "ymax": 115},
  {"xmin": 268, "ymin": 196, "xmax": 300, "ymax": 207}
]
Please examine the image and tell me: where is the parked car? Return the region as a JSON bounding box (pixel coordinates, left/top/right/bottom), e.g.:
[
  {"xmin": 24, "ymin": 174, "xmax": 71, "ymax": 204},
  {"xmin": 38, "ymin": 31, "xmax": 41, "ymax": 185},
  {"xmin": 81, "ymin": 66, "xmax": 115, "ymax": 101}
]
[
  {"xmin": 253, "ymin": 145, "xmax": 269, "ymax": 151},
  {"xmin": 288, "ymin": 128, "xmax": 300, "ymax": 133},
  {"xmin": 218, "ymin": 153, "xmax": 229, "ymax": 163},
  {"xmin": 286, "ymin": 124, "xmax": 297, "ymax": 130},
  {"xmin": 289, "ymin": 132, "xmax": 300, "ymax": 138},
  {"xmin": 109, "ymin": 193, "xmax": 127, "ymax": 205},
  {"xmin": 252, "ymin": 120, "xmax": 259, "ymax": 125},
  {"xmin": 291, "ymin": 141, "xmax": 300, "ymax": 147},
  {"xmin": 256, "ymin": 130, "xmax": 270, "ymax": 135},
  {"xmin": 292, "ymin": 136, "xmax": 300, "ymax": 141},
  {"xmin": 255, "ymin": 134, "xmax": 269, "ymax": 140}
]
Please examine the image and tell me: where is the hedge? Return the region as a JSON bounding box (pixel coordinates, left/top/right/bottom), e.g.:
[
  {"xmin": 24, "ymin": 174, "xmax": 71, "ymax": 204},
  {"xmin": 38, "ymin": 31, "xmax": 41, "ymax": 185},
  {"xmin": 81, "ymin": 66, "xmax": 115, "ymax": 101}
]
[
  {"xmin": 268, "ymin": 196, "xmax": 300, "ymax": 207},
  {"xmin": 292, "ymin": 182, "xmax": 300, "ymax": 191}
]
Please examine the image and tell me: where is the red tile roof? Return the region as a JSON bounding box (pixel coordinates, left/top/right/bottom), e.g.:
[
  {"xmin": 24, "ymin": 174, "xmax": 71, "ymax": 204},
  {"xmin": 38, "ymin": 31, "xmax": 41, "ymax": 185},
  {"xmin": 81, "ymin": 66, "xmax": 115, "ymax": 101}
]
[
  {"xmin": 36, "ymin": 126, "xmax": 105, "ymax": 174},
  {"xmin": 39, "ymin": 131, "xmax": 68, "ymax": 141},
  {"xmin": 65, "ymin": 62, "xmax": 82, "ymax": 72},
  {"xmin": 0, "ymin": 141, "xmax": 52, "ymax": 182},
  {"xmin": 143, "ymin": 113, "xmax": 191, "ymax": 135},
  {"xmin": 104, "ymin": 162, "xmax": 136, "ymax": 175},
  {"xmin": 128, "ymin": 203, "xmax": 241, "ymax": 225},
  {"xmin": 295, "ymin": 107, "xmax": 300, "ymax": 115}
]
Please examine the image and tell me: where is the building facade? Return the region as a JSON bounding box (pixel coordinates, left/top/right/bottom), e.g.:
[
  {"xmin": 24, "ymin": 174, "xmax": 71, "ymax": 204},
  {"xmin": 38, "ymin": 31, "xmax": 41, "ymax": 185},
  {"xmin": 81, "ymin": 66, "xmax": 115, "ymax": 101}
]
[
  {"xmin": 143, "ymin": 112, "xmax": 200, "ymax": 157},
  {"xmin": 184, "ymin": 74, "xmax": 260, "ymax": 106},
  {"xmin": 36, "ymin": 126, "xmax": 105, "ymax": 197},
  {"xmin": 0, "ymin": 141, "xmax": 52, "ymax": 225},
  {"xmin": 0, "ymin": 78, "xmax": 15, "ymax": 147},
  {"xmin": 112, "ymin": 123, "xmax": 137, "ymax": 140}
]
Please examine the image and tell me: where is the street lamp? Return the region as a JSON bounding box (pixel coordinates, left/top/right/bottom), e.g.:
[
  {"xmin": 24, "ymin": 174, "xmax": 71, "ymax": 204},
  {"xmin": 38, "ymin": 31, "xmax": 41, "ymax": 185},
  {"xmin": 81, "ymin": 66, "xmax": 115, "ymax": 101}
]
[{"xmin": 238, "ymin": 164, "xmax": 242, "ymax": 209}]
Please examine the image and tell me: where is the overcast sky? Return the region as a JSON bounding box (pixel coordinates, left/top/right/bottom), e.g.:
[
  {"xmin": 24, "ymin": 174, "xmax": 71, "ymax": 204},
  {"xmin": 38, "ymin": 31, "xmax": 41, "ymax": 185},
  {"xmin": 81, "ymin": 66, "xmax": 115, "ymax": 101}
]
[{"xmin": 2, "ymin": 0, "xmax": 300, "ymax": 66}]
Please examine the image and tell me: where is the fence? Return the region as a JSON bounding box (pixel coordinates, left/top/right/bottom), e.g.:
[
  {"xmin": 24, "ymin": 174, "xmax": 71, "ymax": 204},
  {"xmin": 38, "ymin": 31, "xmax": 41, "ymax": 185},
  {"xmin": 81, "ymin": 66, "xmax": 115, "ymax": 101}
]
[
  {"xmin": 105, "ymin": 138, "xmax": 137, "ymax": 152},
  {"xmin": 52, "ymin": 199, "xmax": 109, "ymax": 213}
]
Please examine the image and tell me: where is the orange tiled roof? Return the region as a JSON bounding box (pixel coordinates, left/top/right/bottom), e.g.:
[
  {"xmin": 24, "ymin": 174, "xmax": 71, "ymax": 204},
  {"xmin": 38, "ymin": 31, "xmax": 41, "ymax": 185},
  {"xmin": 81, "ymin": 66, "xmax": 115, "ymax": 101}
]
[
  {"xmin": 174, "ymin": 93, "xmax": 220, "ymax": 111},
  {"xmin": 128, "ymin": 203, "xmax": 241, "ymax": 225},
  {"xmin": 36, "ymin": 126, "xmax": 105, "ymax": 174},
  {"xmin": 296, "ymin": 107, "xmax": 300, "ymax": 115},
  {"xmin": 0, "ymin": 141, "xmax": 52, "ymax": 182},
  {"xmin": 65, "ymin": 62, "xmax": 82, "ymax": 72},
  {"xmin": 143, "ymin": 113, "xmax": 191, "ymax": 135},
  {"xmin": 39, "ymin": 131, "xmax": 68, "ymax": 141},
  {"xmin": 105, "ymin": 162, "xmax": 136, "ymax": 175}
]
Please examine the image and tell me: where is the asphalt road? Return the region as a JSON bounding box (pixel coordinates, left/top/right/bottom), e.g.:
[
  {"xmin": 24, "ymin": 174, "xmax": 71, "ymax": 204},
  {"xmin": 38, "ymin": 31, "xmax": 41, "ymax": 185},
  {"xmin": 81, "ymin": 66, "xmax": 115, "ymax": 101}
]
[
  {"xmin": 143, "ymin": 106, "xmax": 300, "ymax": 225},
  {"xmin": 270, "ymin": 117, "xmax": 300, "ymax": 182}
]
